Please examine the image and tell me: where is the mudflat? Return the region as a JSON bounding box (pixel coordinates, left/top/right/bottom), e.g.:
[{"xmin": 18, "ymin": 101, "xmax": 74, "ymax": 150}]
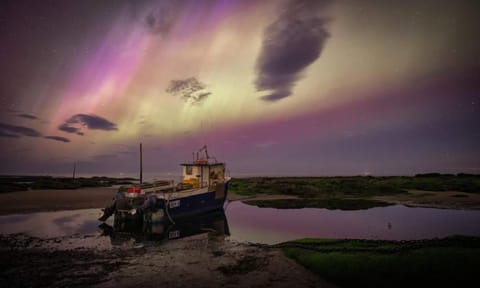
[
  {"xmin": 0, "ymin": 188, "xmax": 298, "ymax": 215},
  {"xmin": 0, "ymin": 232, "xmax": 334, "ymax": 288},
  {"xmin": 0, "ymin": 187, "xmax": 116, "ymax": 215},
  {"xmin": 373, "ymin": 189, "xmax": 480, "ymax": 210}
]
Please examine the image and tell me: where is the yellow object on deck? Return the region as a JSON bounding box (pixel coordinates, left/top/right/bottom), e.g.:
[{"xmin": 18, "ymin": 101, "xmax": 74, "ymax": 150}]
[{"xmin": 182, "ymin": 178, "xmax": 199, "ymax": 188}]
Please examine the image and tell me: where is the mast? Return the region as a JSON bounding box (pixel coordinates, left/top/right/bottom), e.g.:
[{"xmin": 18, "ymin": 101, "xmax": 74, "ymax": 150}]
[
  {"xmin": 72, "ymin": 162, "xmax": 76, "ymax": 183},
  {"xmin": 140, "ymin": 143, "xmax": 143, "ymax": 184}
]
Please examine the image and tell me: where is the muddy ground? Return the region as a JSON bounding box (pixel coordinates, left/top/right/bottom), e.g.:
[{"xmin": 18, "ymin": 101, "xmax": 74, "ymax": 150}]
[
  {"xmin": 0, "ymin": 187, "xmax": 300, "ymax": 215},
  {"xmin": 0, "ymin": 232, "xmax": 332, "ymax": 288}
]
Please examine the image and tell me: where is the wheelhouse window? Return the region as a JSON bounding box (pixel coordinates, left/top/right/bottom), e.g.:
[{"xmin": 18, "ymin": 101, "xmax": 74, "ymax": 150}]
[{"xmin": 185, "ymin": 166, "xmax": 193, "ymax": 175}]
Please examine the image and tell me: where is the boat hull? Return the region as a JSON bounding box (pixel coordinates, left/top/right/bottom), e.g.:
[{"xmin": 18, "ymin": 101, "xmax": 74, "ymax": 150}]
[{"xmin": 117, "ymin": 180, "xmax": 229, "ymax": 223}]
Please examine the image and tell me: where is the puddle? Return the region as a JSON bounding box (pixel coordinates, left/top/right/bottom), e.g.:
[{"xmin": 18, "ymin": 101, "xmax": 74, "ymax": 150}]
[
  {"xmin": 226, "ymin": 202, "xmax": 480, "ymax": 243},
  {"xmin": 1, "ymin": 202, "xmax": 480, "ymax": 248},
  {"xmin": 0, "ymin": 209, "xmax": 113, "ymax": 238}
]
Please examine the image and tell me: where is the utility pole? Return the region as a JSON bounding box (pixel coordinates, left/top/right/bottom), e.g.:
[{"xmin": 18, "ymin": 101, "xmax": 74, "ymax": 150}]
[
  {"xmin": 140, "ymin": 143, "xmax": 143, "ymax": 184},
  {"xmin": 72, "ymin": 162, "xmax": 76, "ymax": 183}
]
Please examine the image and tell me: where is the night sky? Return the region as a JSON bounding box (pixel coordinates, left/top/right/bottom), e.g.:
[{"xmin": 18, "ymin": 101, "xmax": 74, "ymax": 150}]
[{"xmin": 0, "ymin": 0, "xmax": 479, "ymax": 177}]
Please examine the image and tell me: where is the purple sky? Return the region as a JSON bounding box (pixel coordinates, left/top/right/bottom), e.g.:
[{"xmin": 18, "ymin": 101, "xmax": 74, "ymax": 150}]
[{"xmin": 0, "ymin": 0, "xmax": 479, "ymax": 177}]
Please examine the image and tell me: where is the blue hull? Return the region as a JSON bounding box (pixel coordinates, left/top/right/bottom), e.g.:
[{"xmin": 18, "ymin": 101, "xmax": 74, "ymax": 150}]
[
  {"xmin": 161, "ymin": 191, "xmax": 223, "ymax": 219},
  {"xmin": 115, "ymin": 181, "xmax": 229, "ymax": 223},
  {"xmin": 153, "ymin": 181, "xmax": 229, "ymax": 222}
]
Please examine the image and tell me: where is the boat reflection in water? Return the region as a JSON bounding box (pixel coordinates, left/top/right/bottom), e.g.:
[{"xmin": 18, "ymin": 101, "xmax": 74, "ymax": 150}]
[{"xmin": 98, "ymin": 210, "xmax": 230, "ymax": 246}]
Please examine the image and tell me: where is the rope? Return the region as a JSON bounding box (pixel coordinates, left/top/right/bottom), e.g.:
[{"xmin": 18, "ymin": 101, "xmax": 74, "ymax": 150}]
[{"xmin": 164, "ymin": 192, "xmax": 175, "ymax": 224}]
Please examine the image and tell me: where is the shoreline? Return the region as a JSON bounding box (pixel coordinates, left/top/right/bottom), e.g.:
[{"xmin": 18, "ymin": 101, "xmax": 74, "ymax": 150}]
[
  {"xmin": 0, "ymin": 188, "xmax": 300, "ymax": 215},
  {"xmin": 0, "ymin": 187, "xmax": 479, "ymax": 216}
]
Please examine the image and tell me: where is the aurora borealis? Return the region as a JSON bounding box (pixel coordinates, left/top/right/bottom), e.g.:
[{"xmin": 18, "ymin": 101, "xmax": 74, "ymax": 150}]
[{"xmin": 0, "ymin": 0, "xmax": 479, "ymax": 177}]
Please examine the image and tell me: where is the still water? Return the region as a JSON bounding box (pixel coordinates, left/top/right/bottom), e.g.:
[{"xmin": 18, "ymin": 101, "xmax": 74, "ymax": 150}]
[{"xmin": 0, "ymin": 201, "xmax": 479, "ymax": 245}]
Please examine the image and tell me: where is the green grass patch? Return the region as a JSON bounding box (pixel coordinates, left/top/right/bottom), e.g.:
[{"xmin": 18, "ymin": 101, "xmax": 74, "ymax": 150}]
[
  {"xmin": 243, "ymin": 198, "xmax": 393, "ymax": 210},
  {"xmin": 281, "ymin": 236, "xmax": 480, "ymax": 287},
  {"xmin": 230, "ymin": 174, "xmax": 480, "ymax": 197}
]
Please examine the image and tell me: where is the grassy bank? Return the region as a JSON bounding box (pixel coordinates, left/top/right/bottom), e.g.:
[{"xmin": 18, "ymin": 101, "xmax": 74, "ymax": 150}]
[
  {"xmin": 0, "ymin": 175, "xmax": 136, "ymax": 193},
  {"xmin": 230, "ymin": 174, "xmax": 480, "ymax": 197},
  {"xmin": 244, "ymin": 198, "xmax": 393, "ymax": 210},
  {"xmin": 280, "ymin": 236, "xmax": 480, "ymax": 287}
]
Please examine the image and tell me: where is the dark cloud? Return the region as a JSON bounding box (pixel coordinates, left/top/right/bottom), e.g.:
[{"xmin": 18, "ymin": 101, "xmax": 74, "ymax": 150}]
[
  {"xmin": 195, "ymin": 92, "xmax": 211, "ymax": 103},
  {"xmin": 44, "ymin": 136, "xmax": 71, "ymax": 143},
  {"xmin": 16, "ymin": 113, "xmax": 38, "ymax": 120},
  {"xmin": 129, "ymin": 0, "xmax": 182, "ymax": 36},
  {"xmin": 0, "ymin": 122, "xmax": 42, "ymax": 138},
  {"xmin": 255, "ymin": 0, "xmax": 332, "ymax": 101},
  {"xmin": 0, "ymin": 130, "xmax": 20, "ymax": 138},
  {"xmin": 144, "ymin": 5, "xmax": 178, "ymax": 35},
  {"xmin": 166, "ymin": 77, "xmax": 211, "ymax": 105},
  {"xmin": 58, "ymin": 123, "xmax": 83, "ymax": 135},
  {"xmin": 58, "ymin": 114, "xmax": 118, "ymax": 135}
]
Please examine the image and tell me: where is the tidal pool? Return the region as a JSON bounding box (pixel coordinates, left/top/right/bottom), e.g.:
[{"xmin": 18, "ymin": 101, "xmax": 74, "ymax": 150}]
[{"xmin": 0, "ymin": 202, "xmax": 479, "ymax": 246}]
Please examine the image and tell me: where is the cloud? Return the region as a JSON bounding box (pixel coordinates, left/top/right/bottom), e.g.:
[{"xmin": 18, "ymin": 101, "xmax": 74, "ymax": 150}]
[
  {"xmin": 16, "ymin": 113, "xmax": 38, "ymax": 120},
  {"xmin": 129, "ymin": 0, "xmax": 182, "ymax": 36},
  {"xmin": 58, "ymin": 114, "xmax": 118, "ymax": 135},
  {"xmin": 144, "ymin": 1, "xmax": 180, "ymax": 35},
  {"xmin": 0, "ymin": 122, "xmax": 42, "ymax": 138},
  {"xmin": 166, "ymin": 77, "xmax": 211, "ymax": 105},
  {"xmin": 0, "ymin": 130, "xmax": 20, "ymax": 138},
  {"xmin": 255, "ymin": 0, "xmax": 332, "ymax": 101},
  {"xmin": 44, "ymin": 136, "xmax": 71, "ymax": 143},
  {"xmin": 195, "ymin": 92, "xmax": 211, "ymax": 103},
  {"xmin": 58, "ymin": 123, "xmax": 83, "ymax": 135}
]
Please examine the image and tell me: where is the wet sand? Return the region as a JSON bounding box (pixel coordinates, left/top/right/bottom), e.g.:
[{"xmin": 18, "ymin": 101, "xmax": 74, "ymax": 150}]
[
  {"xmin": 0, "ymin": 186, "xmax": 478, "ymax": 216},
  {"xmin": 0, "ymin": 188, "xmax": 298, "ymax": 215},
  {"xmin": 0, "ymin": 187, "xmax": 117, "ymax": 215},
  {"xmin": 0, "ymin": 232, "xmax": 334, "ymax": 288}
]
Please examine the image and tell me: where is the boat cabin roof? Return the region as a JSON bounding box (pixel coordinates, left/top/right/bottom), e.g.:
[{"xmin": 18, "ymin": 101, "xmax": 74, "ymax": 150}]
[{"xmin": 180, "ymin": 162, "xmax": 225, "ymax": 167}]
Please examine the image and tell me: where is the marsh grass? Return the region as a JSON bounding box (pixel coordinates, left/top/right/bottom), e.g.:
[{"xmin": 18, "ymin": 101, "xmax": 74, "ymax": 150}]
[
  {"xmin": 281, "ymin": 236, "xmax": 480, "ymax": 287},
  {"xmin": 230, "ymin": 174, "xmax": 480, "ymax": 197},
  {"xmin": 0, "ymin": 175, "xmax": 136, "ymax": 192}
]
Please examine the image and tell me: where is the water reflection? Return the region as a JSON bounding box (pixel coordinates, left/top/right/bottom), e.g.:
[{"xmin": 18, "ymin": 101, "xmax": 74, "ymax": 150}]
[
  {"xmin": 226, "ymin": 202, "xmax": 480, "ymax": 244},
  {"xmin": 1, "ymin": 203, "xmax": 480, "ymax": 246},
  {"xmin": 98, "ymin": 210, "xmax": 230, "ymax": 246},
  {"xmin": 0, "ymin": 209, "xmax": 112, "ymax": 238}
]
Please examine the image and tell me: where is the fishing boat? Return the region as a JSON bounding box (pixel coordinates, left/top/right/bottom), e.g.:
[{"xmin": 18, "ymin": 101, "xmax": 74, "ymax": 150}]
[{"xmin": 107, "ymin": 145, "xmax": 230, "ymax": 223}]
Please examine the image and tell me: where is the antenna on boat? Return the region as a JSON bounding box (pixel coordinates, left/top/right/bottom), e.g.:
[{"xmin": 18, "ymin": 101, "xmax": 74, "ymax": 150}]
[
  {"xmin": 140, "ymin": 143, "xmax": 143, "ymax": 184},
  {"xmin": 194, "ymin": 145, "xmax": 217, "ymax": 163}
]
